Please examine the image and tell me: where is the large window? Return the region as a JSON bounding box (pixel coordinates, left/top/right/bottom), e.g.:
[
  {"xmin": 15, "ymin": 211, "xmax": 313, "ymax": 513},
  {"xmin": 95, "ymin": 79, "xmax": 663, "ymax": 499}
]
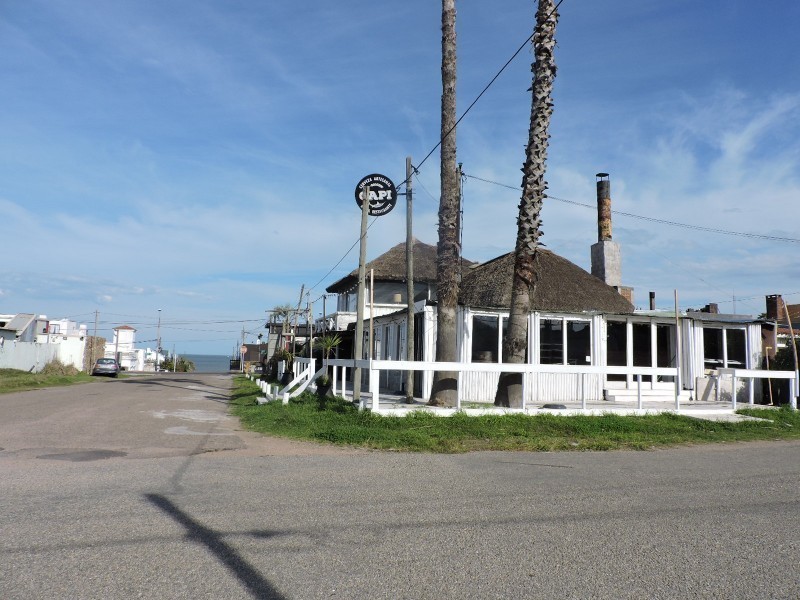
[
  {"xmin": 703, "ymin": 327, "xmax": 747, "ymax": 369},
  {"xmin": 471, "ymin": 315, "xmax": 499, "ymax": 363},
  {"xmin": 633, "ymin": 322, "xmax": 652, "ymax": 382},
  {"xmin": 606, "ymin": 320, "xmax": 676, "ymax": 383},
  {"xmin": 540, "ymin": 317, "xmax": 591, "ymax": 365},
  {"xmin": 566, "ymin": 321, "xmax": 591, "ymax": 365},
  {"xmin": 606, "ymin": 321, "xmax": 627, "ymax": 381},
  {"xmin": 726, "ymin": 329, "xmax": 746, "ymax": 367},
  {"xmin": 470, "ymin": 314, "xmax": 515, "ymax": 363},
  {"xmin": 703, "ymin": 328, "xmax": 723, "ymax": 369},
  {"xmin": 540, "ymin": 318, "xmax": 563, "ymax": 364}
]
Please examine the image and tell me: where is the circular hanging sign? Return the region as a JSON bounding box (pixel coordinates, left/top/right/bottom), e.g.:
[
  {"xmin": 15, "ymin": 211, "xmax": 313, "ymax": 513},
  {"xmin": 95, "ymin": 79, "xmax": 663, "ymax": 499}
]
[{"xmin": 354, "ymin": 173, "xmax": 397, "ymax": 216}]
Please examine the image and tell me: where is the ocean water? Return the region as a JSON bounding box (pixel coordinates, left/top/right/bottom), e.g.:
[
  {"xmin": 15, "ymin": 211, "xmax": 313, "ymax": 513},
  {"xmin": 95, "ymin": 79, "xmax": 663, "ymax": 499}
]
[{"xmin": 181, "ymin": 354, "xmax": 231, "ymax": 373}]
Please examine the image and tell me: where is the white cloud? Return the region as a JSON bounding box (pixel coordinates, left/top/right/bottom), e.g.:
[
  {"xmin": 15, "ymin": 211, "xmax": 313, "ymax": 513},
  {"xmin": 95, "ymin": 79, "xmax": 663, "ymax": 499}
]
[{"xmin": 2, "ymin": 1, "xmax": 798, "ymax": 351}]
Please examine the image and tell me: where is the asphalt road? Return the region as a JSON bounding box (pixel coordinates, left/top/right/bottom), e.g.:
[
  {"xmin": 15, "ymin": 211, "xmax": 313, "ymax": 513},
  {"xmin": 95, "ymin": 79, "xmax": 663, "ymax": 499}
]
[{"xmin": 1, "ymin": 373, "xmax": 798, "ymax": 599}]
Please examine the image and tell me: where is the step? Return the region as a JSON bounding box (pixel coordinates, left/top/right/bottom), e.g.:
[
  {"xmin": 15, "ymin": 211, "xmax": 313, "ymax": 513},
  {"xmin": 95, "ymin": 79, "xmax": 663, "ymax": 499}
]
[{"xmin": 605, "ymin": 389, "xmax": 693, "ymax": 403}]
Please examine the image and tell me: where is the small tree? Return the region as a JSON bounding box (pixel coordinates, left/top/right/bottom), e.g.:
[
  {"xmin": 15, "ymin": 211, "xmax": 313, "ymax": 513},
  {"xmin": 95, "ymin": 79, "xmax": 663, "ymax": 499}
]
[
  {"xmin": 161, "ymin": 354, "xmax": 195, "ymax": 373},
  {"xmin": 268, "ymin": 304, "xmax": 294, "ymax": 363},
  {"xmin": 315, "ymin": 333, "xmax": 342, "ymax": 373},
  {"xmin": 314, "ymin": 333, "xmax": 342, "ymax": 395}
]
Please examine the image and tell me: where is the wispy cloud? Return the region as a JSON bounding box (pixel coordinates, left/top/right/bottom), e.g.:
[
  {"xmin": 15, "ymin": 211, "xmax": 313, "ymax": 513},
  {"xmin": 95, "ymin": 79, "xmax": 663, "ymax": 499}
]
[{"xmin": 2, "ymin": 1, "xmax": 798, "ymax": 349}]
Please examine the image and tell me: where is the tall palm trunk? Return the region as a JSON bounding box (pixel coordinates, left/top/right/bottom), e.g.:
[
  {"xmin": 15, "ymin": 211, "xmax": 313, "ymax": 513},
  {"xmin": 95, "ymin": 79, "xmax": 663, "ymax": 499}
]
[
  {"xmin": 430, "ymin": 0, "xmax": 460, "ymax": 407},
  {"xmin": 495, "ymin": 0, "xmax": 558, "ymax": 407}
]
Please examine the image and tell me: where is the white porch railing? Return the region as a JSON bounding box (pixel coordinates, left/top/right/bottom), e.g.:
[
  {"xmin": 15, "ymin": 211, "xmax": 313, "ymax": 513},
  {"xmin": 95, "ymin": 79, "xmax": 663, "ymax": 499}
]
[
  {"xmin": 309, "ymin": 360, "xmax": 683, "ymax": 411},
  {"xmin": 717, "ymin": 368, "xmax": 798, "ymax": 410},
  {"xmin": 248, "ymin": 358, "xmax": 798, "ymax": 412},
  {"xmin": 255, "ymin": 358, "xmax": 318, "ymax": 404}
]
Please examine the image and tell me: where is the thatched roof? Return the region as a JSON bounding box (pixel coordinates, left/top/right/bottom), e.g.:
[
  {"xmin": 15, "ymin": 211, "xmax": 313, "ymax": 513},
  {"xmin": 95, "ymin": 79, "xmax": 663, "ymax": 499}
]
[
  {"xmin": 326, "ymin": 239, "xmax": 475, "ymax": 293},
  {"xmin": 459, "ymin": 250, "xmax": 634, "ymax": 314}
]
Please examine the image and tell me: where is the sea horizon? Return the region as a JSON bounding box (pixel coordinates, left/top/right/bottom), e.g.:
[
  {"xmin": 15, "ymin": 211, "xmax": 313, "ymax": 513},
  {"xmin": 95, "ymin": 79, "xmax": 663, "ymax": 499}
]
[{"xmin": 180, "ymin": 353, "xmax": 231, "ymax": 373}]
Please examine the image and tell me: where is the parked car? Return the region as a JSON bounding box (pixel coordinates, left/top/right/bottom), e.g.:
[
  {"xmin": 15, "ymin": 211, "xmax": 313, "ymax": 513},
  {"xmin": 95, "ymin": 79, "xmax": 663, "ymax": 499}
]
[{"xmin": 92, "ymin": 358, "xmax": 120, "ymax": 377}]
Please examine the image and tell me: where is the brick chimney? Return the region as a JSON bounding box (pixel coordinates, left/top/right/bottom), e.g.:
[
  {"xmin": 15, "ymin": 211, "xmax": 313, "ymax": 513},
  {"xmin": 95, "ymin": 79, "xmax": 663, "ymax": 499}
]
[
  {"xmin": 591, "ymin": 173, "xmax": 626, "ymax": 295},
  {"xmin": 766, "ymin": 294, "xmax": 785, "ymax": 320}
]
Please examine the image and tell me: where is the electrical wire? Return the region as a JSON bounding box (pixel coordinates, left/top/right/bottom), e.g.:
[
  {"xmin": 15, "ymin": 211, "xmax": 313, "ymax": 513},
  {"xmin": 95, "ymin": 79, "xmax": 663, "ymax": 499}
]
[
  {"xmin": 305, "ymin": 1, "xmax": 567, "ymax": 297},
  {"xmin": 463, "ymin": 173, "xmax": 800, "ymax": 244},
  {"xmin": 415, "ymin": 0, "xmax": 566, "ymax": 172}
]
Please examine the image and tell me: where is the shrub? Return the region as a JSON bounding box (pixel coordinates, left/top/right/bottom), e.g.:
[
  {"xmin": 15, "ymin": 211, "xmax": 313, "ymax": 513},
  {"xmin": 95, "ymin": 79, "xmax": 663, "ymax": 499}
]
[{"xmin": 40, "ymin": 359, "xmax": 80, "ymax": 376}]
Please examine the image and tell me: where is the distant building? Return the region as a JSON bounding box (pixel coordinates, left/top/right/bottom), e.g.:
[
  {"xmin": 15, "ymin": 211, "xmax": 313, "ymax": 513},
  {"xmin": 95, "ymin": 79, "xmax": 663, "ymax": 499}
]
[{"xmin": 107, "ymin": 325, "xmax": 145, "ymax": 371}]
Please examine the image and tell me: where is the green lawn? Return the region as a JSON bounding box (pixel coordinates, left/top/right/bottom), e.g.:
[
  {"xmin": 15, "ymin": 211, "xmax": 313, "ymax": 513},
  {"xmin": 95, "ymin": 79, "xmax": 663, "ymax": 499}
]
[
  {"xmin": 0, "ymin": 368, "xmax": 94, "ymax": 394},
  {"xmin": 230, "ymin": 376, "xmax": 800, "ymax": 453}
]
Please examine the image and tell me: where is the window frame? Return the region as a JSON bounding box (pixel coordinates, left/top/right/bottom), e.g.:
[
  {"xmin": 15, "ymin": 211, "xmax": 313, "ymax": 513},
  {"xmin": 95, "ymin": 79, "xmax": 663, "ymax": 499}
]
[
  {"xmin": 702, "ymin": 325, "xmax": 748, "ymax": 370},
  {"xmin": 536, "ymin": 314, "xmax": 593, "ymax": 366}
]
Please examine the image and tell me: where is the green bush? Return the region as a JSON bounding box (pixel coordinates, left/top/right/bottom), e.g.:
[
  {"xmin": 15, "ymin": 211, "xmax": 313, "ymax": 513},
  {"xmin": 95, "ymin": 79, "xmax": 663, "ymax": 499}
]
[{"xmin": 773, "ymin": 340, "xmax": 799, "ymax": 371}]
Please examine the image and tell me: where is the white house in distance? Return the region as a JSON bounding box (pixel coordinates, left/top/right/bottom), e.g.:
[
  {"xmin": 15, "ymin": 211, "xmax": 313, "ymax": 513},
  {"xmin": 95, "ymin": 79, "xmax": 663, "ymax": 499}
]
[
  {"xmin": 36, "ymin": 317, "xmax": 90, "ymax": 369},
  {"xmin": 1, "ymin": 313, "xmax": 89, "ymax": 371},
  {"xmin": 106, "ymin": 325, "xmax": 146, "ymax": 371}
]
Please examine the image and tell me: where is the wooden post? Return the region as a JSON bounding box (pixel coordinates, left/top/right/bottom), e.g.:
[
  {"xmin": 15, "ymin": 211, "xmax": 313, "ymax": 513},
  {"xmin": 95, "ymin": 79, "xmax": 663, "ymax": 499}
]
[
  {"xmin": 674, "ymin": 290, "xmax": 681, "ymax": 410},
  {"xmin": 369, "ymin": 268, "xmax": 374, "ymax": 360},
  {"xmin": 405, "ymin": 156, "xmax": 415, "ymax": 403},
  {"xmin": 765, "ymin": 348, "xmax": 774, "ymax": 405},
  {"xmin": 781, "ymin": 300, "xmax": 799, "ymax": 409},
  {"xmin": 353, "ymin": 184, "xmax": 369, "ymax": 404}
]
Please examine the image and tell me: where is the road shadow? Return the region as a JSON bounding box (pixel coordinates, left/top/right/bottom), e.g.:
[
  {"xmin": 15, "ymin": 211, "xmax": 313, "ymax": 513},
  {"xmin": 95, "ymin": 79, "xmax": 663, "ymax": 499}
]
[
  {"xmin": 144, "ymin": 493, "xmax": 287, "ymax": 600},
  {"xmin": 119, "ymin": 377, "xmax": 230, "ymax": 403}
]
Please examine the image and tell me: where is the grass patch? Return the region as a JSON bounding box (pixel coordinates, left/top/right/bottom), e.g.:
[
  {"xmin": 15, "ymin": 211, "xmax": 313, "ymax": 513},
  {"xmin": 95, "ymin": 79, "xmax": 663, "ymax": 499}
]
[
  {"xmin": 230, "ymin": 377, "xmax": 800, "ymax": 453},
  {"xmin": 0, "ymin": 367, "xmax": 94, "ymax": 394}
]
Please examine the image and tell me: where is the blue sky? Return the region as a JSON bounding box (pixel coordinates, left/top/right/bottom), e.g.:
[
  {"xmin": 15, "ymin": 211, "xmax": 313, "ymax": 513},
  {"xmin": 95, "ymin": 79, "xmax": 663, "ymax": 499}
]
[{"xmin": 2, "ymin": 0, "xmax": 798, "ymax": 355}]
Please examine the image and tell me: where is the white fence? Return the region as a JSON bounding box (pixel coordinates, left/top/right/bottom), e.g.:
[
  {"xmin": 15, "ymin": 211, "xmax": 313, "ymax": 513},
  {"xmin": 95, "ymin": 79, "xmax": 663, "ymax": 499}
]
[
  {"xmin": 252, "ymin": 359, "xmax": 319, "ymax": 404},
  {"xmin": 251, "ymin": 357, "xmax": 798, "ymax": 411},
  {"xmin": 717, "ymin": 368, "xmax": 798, "ymax": 410},
  {"xmin": 0, "ymin": 342, "xmax": 61, "ymax": 372}
]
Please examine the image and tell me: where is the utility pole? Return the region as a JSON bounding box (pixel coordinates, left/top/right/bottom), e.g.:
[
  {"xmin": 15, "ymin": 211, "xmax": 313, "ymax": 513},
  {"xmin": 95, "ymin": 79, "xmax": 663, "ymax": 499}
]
[
  {"xmin": 291, "ymin": 285, "xmax": 305, "ymax": 358},
  {"xmin": 156, "ymin": 309, "xmax": 161, "ymax": 373},
  {"xmin": 782, "ymin": 300, "xmax": 799, "ymax": 410},
  {"xmin": 307, "ymin": 300, "xmax": 313, "ymax": 358},
  {"xmin": 369, "ymin": 269, "xmax": 374, "ymax": 360},
  {"xmin": 405, "ymin": 156, "xmax": 415, "ymax": 402},
  {"xmin": 90, "ymin": 309, "xmax": 99, "ymax": 371},
  {"xmin": 353, "ymin": 183, "xmax": 370, "ymax": 405}
]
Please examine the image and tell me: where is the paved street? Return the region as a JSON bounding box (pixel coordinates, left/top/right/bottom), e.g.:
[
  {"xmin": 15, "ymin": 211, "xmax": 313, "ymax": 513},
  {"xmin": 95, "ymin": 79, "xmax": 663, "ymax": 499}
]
[{"xmin": 1, "ymin": 373, "xmax": 798, "ymax": 599}]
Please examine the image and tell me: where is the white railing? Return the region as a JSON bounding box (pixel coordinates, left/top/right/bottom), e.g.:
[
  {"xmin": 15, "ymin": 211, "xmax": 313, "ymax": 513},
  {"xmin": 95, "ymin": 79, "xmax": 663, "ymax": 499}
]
[
  {"xmin": 322, "ymin": 359, "xmax": 683, "ymax": 411},
  {"xmin": 250, "ymin": 358, "xmax": 319, "ymax": 404},
  {"xmin": 717, "ymin": 368, "xmax": 798, "ymax": 410},
  {"xmin": 248, "ymin": 358, "xmax": 798, "ymax": 412}
]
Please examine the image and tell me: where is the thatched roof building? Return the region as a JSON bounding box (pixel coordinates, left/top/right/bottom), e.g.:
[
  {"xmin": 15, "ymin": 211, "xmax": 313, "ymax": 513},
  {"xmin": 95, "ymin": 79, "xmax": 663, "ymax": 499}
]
[
  {"xmin": 459, "ymin": 250, "xmax": 634, "ymax": 314},
  {"xmin": 326, "ymin": 239, "xmax": 475, "ymax": 293}
]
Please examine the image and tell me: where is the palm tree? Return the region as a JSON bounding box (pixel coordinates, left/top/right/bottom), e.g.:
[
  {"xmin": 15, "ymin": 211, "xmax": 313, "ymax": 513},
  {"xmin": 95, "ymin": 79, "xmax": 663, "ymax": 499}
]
[
  {"xmin": 430, "ymin": 0, "xmax": 460, "ymax": 407},
  {"xmin": 269, "ymin": 304, "xmax": 292, "ymax": 344},
  {"xmin": 495, "ymin": 0, "xmax": 559, "ymax": 407}
]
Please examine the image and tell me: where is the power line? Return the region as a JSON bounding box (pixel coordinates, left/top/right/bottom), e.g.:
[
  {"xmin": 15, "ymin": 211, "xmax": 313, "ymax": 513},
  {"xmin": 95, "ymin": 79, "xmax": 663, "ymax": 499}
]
[
  {"xmin": 306, "ymin": 2, "xmax": 567, "ymax": 296},
  {"xmin": 306, "ymin": 216, "xmax": 381, "ymax": 294},
  {"xmin": 416, "ymin": 0, "xmax": 567, "ymax": 172},
  {"xmin": 463, "ymin": 173, "xmax": 800, "ymax": 244}
]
